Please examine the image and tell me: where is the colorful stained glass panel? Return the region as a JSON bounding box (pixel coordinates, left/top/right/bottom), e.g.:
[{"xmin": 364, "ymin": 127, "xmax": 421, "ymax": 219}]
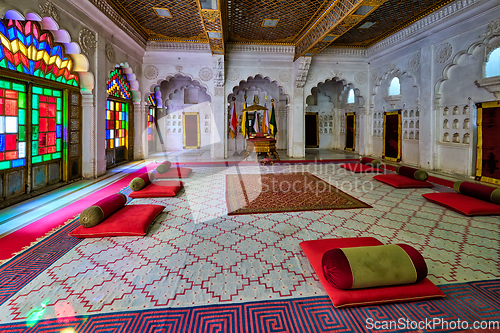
[
  {"xmin": 0, "ymin": 20, "xmax": 79, "ymax": 87},
  {"xmin": 32, "ymin": 86, "xmax": 62, "ymax": 163},
  {"xmin": 0, "ymin": 79, "xmax": 25, "ymax": 168},
  {"xmin": 105, "ymin": 99, "xmax": 128, "ymax": 150}
]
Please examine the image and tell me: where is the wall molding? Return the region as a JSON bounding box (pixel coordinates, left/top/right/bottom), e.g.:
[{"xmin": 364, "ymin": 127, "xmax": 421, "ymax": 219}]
[
  {"xmin": 226, "ymin": 44, "xmax": 295, "ymax": 54},
  {"xmin": 146, "ymin": 41, "xmax": 211, "ymax": 52}
]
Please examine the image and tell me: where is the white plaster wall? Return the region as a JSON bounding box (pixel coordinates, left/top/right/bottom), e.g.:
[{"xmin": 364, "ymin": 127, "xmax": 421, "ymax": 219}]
[{"xmin": 366, "ymin": 0, "xmax": 500, "ymax": 175}]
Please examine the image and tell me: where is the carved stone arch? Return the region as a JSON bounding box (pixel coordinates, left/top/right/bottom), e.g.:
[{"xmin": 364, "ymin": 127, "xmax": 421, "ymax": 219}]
[
  {"xmin": 229, "ymin": 74, "xmax": 290, "ymax": 107},
  {"xmin": 372, "ymin": 68, "xmax": 419, "ymax": 109},
  {"xmin": 434, "ymin": 31, "xmax": 500, "ymax": 97},
  {"xmin": 155, "ymin": 73, "xmax": 213, "ymax": 101},
  {"xmin": 310, "ymin": 77, "xmax": 365, "ymax": 107}
]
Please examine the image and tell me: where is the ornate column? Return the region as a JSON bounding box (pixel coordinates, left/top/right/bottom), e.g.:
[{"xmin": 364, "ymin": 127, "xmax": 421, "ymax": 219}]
[
  {"xmin": 289, "ymin": 57, "xmax": 311, "ymax": 158},
  {"xmin": 212, "ymin": 55, "xmax": 225, "ymax": 159},
  {"xmin": 419, "ymin": 44, "xmax": 435, "ymax": 169},
  {"xmin": 134, "ymin": 101, "xmax": 145, "ymax": 160},
  {"xmin": 81, "ymin": 93, "xmax": 96, "ymax": 178}
]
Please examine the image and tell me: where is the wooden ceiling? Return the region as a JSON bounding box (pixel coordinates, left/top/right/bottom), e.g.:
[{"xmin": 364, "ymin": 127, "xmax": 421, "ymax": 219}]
[{"xmin": 105, "ymin": 0, "xmax": 454, "ymax": 58}]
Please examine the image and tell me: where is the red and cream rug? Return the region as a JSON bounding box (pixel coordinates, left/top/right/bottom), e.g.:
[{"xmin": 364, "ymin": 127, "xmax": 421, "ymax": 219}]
[{"xmin": 226, "ymin": 172, "xmax": 371, "ymax": 215}]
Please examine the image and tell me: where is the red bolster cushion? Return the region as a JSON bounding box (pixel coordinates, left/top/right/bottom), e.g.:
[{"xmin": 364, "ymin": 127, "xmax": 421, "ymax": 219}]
[
  {"xmin": 454, "ymin": 181, "xmax": 500, "ymax": 204},
  {"xmin": 156, "ymin": 161, "xmax": 172, "ymax": 174},
  {"xmin": 79, "ymin": 193, "xmax": 127, "ymax": 228},
  {"xmin": 129, "ymin": 172, "xmax": 153, "ymax": 191},
  {"xmin": 322, "ymin": 244, "xmax": 427, "ymax": 290},
  {"xmin": 396, "ymin": 166, "xmax": 429, "ymax": 181},
  {"xmin": 359, "ymin": 157, "xmax": 382, "ymax": 168}
]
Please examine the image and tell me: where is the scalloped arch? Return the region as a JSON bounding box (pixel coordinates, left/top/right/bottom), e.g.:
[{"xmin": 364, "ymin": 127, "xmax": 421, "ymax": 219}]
[
  {"xmin": 308, "ymin": 77, "xmax": 365, "ymax": 106},
  {"xmin": 434, "ymin": 34, "xmax": 500, "ymax": 96},
  {"xmin": 372, "ymin": 68, "xmax": 419, "ymax": 104},
  {"xmin": 0, "ymin": 9, "xmax": 94, "ymax": 93},
  {"xmin": 152, "ymin": 73, "xmax": 212, "ymax": 102},
  {"xmin": 228, "ymin": 74, "xmax": 290, "ymax": 104},
  {"xmin": 167, "ymin": 84, "xmax": 210, "ymax": 101},
  {"xmin": 116, "ymin": 62, "xmax": 142, "ymax": 102}
]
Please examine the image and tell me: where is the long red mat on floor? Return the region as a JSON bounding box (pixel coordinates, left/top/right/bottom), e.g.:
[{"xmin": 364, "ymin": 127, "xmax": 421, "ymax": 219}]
[
  {"xmin": 226, "ymin": 172, "xmax": 371, "ymax": 215},
  {"xmin": 0, "ymin": 166, "xmax": 147, "ymax": 262}
]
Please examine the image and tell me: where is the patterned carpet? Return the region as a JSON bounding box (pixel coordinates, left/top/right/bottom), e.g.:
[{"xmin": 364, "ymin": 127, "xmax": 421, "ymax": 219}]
[
  {"xmin": 0, "ymin": 163, "xmax": 499, "ymax": 331},
  {"xmin": 226, "ymin": 172, "xmax": 371, "ymax": 215}
]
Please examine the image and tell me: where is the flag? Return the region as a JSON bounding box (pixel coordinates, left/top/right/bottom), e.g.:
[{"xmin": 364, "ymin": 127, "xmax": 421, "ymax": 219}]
[
  {"xmin": 253, "ymin": 112, "xmax": 260, "ymax": 133},
  {"xmin": 241, "ymin": 101, "xmax": 247, "ymax": 138},
  {"xmin": 261, "ymin": 103, "xmax": 269, "ymax": 134},
  {"xmin": 269, "ymin": 102, "xmax": 277, "ymax": 137},
  {"xmin": 230, "ymin": 101, "xmax": 238, "ymax": 139}
]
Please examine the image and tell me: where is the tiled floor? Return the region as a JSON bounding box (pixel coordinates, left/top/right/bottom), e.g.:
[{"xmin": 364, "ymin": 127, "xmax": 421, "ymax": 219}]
[{"xmin": 0, "ymin": 150, "xmax": 498, "ymax": 323}]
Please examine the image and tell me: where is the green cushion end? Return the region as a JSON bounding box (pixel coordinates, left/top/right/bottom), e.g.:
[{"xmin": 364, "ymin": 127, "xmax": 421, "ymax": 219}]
[
  {"xmin": 453, "ymin": 181, "xmax": 463, "ymax": 193},
  {"xmin": 490, "ymin": 189, "xmax": 500, "ymax": 205},
  {"xmin": 130, "ymin": 177, "xmax": 146, "ymax": 191},
  {"xmin": 414, "ymin": 170, "xmax": 429, "ymax": 182},
  {"xmin": 80, "ymin": 206, "xmax": 104, "ymax": 228},
  {"xmin": 157, "ymin": 164, "xmax": 169, "ymax": 174}
]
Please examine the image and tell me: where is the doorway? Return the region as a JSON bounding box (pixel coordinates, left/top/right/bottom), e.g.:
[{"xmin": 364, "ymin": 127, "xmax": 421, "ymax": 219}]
[{"xmin": 305, "ymin": 112, "xmax": 319, "ymax": 148}]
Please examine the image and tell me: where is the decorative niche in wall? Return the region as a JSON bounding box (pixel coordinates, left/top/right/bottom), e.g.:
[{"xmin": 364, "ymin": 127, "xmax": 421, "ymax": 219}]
[
  {"xmin": 166, "ymin": 113, "xmax": 182, "ymax": 134},
  {"xmin": 372, "ymin": 112, "xmax": 383, "ymax": 137},
  {"xmin": 402, "ymin": 108, "xmax": 419, "ymax": 141},
  {"xmin": 440, "ymin": 105, "xmax": 470, "ymax": 144}
]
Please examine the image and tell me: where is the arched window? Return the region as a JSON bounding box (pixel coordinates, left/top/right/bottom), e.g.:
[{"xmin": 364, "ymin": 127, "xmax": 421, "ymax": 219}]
[
  {"xmin": 0, "ymin": 19, "xmax": 81, "ymax": 206},
  {"xmin": 486, "ymin": 47, "xmax": 500, "ymax": 78},
  {"xmin": 389, "ymin": 77, "xmax": 400, "ymax": 96},
  {"xmin": 106, "ymin": 67, "xmax": 132, "ymax": 168},
  {"xmin": 347, "ymin": 89, "xmax": 355, "ymax": 103}
]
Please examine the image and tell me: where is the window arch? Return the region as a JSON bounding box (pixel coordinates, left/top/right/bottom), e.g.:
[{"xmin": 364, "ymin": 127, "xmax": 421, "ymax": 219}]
[
  {"xmin": 0, "ymin": 19, "xmax": 81, "ymax": 207},
  {"xmin": 389, "ymin": 77, "xmax": 400, "ymax": 96},
  {"xmin": 347, "ymin": 88, "xmax": 355, "ymax": 103},
  {"xmin": 105, "ymin": 67, "xmax": 132, "ymax": 168},
  {"xmin": 485, "ymin": 47, "xmax": 500, "ymax": 78}
]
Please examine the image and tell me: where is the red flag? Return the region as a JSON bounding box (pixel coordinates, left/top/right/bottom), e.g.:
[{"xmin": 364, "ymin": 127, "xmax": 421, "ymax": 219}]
[{"xmin": 230, "ymin": 101, "xmax": 238, "ymax": 139}]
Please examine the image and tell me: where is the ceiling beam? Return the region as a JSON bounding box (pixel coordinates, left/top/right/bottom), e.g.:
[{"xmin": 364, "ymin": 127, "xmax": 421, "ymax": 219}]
[
  {"xmin": 196, "ymin": 0, "xmax": 226, "ymax": 55},
  {"xmin": 294, "ymin": 0, "xmax": 370, "ymax": 60},
  {"xmin": 310, "ymin": 0, "xmax": 390, "ymax": 54}
]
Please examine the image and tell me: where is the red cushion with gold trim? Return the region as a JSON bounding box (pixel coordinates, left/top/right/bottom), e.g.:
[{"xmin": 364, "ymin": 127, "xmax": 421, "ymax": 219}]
[
  {"xmin": 128, "ymin": 181, "xmax": 184, "ymax": 198},
  {"xmin": 373, "ymin": 174, "xmax": 434, "ymax": 188},
  {"xmin": 155, "ymin": 168, "xmax": 192, "ymax": 179},
  {"xmin": 70, "ymin": 205, "xmax": 165, "ymax": 238},
  {"xmin": 340, "ymin": 163, "xmax": 383, "ymax": 173},
  {"xmin": 300, "ymin": 237, "xmax": 445, "ymax": 308},
  {"xmin": 422, "ymin": 192, "xmax": 500, "ymax": 216}
]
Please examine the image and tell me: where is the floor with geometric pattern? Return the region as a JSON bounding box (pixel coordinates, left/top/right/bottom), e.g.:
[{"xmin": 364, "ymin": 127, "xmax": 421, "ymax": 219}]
[{"xmin": 0, "ymin": 161, "xmax": 499, "ymax": 332}]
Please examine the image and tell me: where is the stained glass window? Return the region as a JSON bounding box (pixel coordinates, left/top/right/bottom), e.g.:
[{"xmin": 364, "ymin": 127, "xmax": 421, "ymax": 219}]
[
  {"xmin": 148, "ymin": 107, "xmax": 155, "ymax": 141},
  {"xmin": 0, "ymin": 79, "xmax": 26, "ymax": 170},
  {"xmin": 31, "ymin": 86, "xmax": 63, "ymax": 164},
  {"xmin": 0, "ymin": 19, "xmax": 79, "ymax": 87},
  {"xmin": 107, "ymin": 67, "xmax": 131, "ymax": 100},
  {"xmin": 105, "ymin": 100, "xmax": 128, "ymax": 149},
  {"xmin": 147, "ymin": 93, "xmax": 156, "ymax": 142}
]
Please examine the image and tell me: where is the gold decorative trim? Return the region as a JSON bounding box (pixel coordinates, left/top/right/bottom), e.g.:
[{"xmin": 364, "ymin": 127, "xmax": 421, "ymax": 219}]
[
  {"xmin": 382, "ymin": 110, "xmax": 402, "ymax": 162},
  {"xmin": 201, "ymin": 9, "xmax": 220, "ymax": 22},
  {"xmin": 183, "ymin": 112, "xmax": 201, "ymax": 149},
  {"xmin": 474, "ymin": 102, "xmax": 500, "ymax": 185}
]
